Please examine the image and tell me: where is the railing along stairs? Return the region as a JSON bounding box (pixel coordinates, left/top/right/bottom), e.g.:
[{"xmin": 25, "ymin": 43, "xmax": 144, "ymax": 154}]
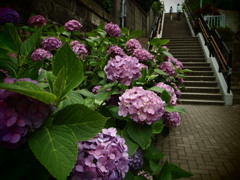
[{"xmin": 198, "ymin": 14, "xmax": 232, "ymax": 93}]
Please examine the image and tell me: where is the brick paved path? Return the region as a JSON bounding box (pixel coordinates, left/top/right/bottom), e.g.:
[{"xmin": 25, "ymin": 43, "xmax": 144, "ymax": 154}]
[{"xmin": 156, "ymin": 105, "xmax": 240, "ymax": 180}]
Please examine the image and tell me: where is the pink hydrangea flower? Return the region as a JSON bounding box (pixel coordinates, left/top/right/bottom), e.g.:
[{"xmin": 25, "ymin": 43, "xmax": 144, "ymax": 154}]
[
  {"xmin": 107, "ymin": 45, "xmax": 126, "ymax": 57},
  {"xmin": 126, "ymin": 39, "xmax": 142, "ymax": 53},
  {"xmin": 69, "ymin": 40, "xmax": 88, "ymax": 58},
  {"xmin": 159, "ymin": 61, "xmax": 175, "ymax": 76},
  {"xmin": 28, "ymin": 15, "xmax": 46, "ymax": 27},
  {"xmin": 118, "ymin": 87, "xmax": 165, "ymax": 125},
  {"xmin": 104, "ymin": 22, "xmax": 121, "ymax": 37},
  {"xmin": 164, "ymin": 112, "xmax": 181, "ymax": 128},
  {"xmin": 166, "ymin": 56, "xmax": 184, "ymax": 69},
  {"xmin": 64, "ymin": 20, "xmax": 82, "ymax": 32},
  {"xmin": 0, "ymin": 78, "xmax": 50, "ymax": 149},
  {"xmin": 31, "ymin": 48, "xmax": 53, "ymax": 62},
  {"xmin": 104, "ymin": 55, "xmax": 142, "ymax": 86},
  {"xmin": 133, "ymin": 48, "xmax": 154, "ymax": 62},
  {"xmin": 71, "ymin": 128, "xmax": 129, "ymax": 179},
  {"xmin": 42, "ymin": 37, "xmax": 62, "ymax": 51},
  {"xmin": 155, "ymin": 82, "xmax": 177, "ymax": 106},
  {"xmin": 0, "ymin": 8, "xmax": 19, "ymax": 25}
]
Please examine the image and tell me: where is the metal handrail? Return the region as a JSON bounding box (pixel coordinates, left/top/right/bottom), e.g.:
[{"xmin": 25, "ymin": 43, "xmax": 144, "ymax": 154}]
[
  {"xmin": 148, "ymin": 10, "xmax": 164, "ymax": 50},
  {"xmin": 197, "ymin": 14, "xmax": 232, "ymax": 93}
]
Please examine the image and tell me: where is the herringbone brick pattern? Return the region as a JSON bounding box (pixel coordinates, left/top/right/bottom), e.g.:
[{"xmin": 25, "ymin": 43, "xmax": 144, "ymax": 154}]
[{"xmin": 156, "ymin": 105, "xmax": 240, "ymax": 180}]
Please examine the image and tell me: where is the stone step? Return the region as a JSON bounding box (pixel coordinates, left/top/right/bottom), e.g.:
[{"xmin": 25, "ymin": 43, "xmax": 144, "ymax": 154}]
[
  {"xmin": 182, "ymin": 62, "xmax": 210, "ymax": 66},
  {"xmin": 168, "ymin": 46, "xmax": 202, "ymax": 50},
  {"xmin": 174, "ymin": 54, "xmax": 205, "ymax": 58},
  {"xmin": 186, "ymin": 71, "xmax": 214, "ymax": 76},
  {"xmin": 171, "ymin": 51, "xmax": 204, "ymax": 56},
  {"xmin": 185, "ymin": 76, "xmax": 216, "ymax": 81},
  {"xmin": 184, "ymin": 66, "xmax": 212, "ymax": 71},
  {"xmin": 181, "ymin": 92, "xmax": 223, "ymax": 100},
  {"xmin": 182, "ymin": 86, "xmax": 220, "ymax": 93},
  {"xmin": 184, "ymin": 81, "xmax": 218, "ymax": 87},
  {"xmin": 233, "ymin": 95, "xmax": 240, "ymax": 104},
  {"xmin": 179, "ymin": 99, "xmax": 225, "ymax": 105},
  {"xmin": 179, "ymin": 58, "xmax": 207, "ymax": 62}
]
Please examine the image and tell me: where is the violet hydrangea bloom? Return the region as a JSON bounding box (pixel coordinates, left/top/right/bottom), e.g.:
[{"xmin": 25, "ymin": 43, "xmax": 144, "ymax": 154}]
[
  {"xmin": 128, "ymin": 149, "xmax": 144, "ymax": 170},
  {"xmin": 71, "ymin": 128, "xmax": 129, "ymax": 180},
  {"xmin": 104, "ymin": 22, "xmax": 121, "ymax": 37},
  {"xmin": 28, "ymin": 15, "xmax": 46, "ymax": 27},
  {"xmin": 118, "ymin": 87, "xmax": 165, "ymax": 125},
  {"xmin": 159, "ymin": 61, "xmax": 175, "ymax": 76},
  {"xmin": 71, "ymin": 43, "xmax": 88, "ymax": 59},
  {"xmin": 42, "ymin": 36, "xmax": 62, "ymax": 51},
  {"xmin": 0, "ymin": 8, "xmax": 19, "ymax": 25},
  {"xmin": 104, "ymin": 55, "xmax": 142, "ymax": 86},
  {"xmin": 0, "ymin": 78, "xmax": 50, "ymax": 149},
  {"xmin": 164, "ymin": 112, "xmax": 181, "ymax": 128},
  {"xmin": 107, "ymin": 45, "xmax": 126, "ymax": 57},
  {"xmin": 64, "ymin": 20, "xmax": 82, "ymax": 32},
  {"xmin": 167, "ymin": 56, "xmax": 184, "ymax": 69},
  {"xmin": 31, "ymin": 48, "xmax": 53, "ymax": 62},
  {"xmin": 133, "ymin": 48, "xmax": 154, "ymax": 62},
  {"xmin": 126, "ymin": 39, "xmax": 142, "ymax": 53},
  {"xmin": 155, "ymin": 82, "xmax": 177, "ymax": 106}
]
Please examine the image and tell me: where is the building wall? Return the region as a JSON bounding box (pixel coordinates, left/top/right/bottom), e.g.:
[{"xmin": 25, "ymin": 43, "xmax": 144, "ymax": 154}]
[{"xmin": 1, "ymin": 0, "xmax": 156, "ymax": 37}]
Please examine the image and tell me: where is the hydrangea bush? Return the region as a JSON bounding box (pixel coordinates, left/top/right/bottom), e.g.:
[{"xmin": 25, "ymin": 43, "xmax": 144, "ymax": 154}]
[{"xmin": 0, "ymin": 9, "xmax": 192, "ymax": 180}]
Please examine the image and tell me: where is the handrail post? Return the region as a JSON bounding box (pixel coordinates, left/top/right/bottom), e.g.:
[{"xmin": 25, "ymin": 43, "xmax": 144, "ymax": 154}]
[{"xmin": 227, "ymin": 50, "xmax": 233, "ymax": 93}]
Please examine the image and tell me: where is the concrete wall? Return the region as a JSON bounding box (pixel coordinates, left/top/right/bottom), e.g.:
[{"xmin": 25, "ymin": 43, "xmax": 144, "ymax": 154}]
[{"xmin": 1, "ymin": 0, "xmax": 156, "ymax": 37}]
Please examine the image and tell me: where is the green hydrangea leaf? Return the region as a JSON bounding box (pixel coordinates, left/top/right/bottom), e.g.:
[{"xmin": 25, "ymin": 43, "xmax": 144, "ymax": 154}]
[
  {"xmin": 127, "ymin": 121, "xmax": 153, "ymax": 149},
  {"xmin": 53, "ymin": 104, "xmax": 108, "ymax": 141},
  {"xmin": 0, "ymin": 81, "xmax": 56, "ymax": 104},
  {"xmin": 29, "ymin": 126, "xmax": 78, "ymax": 180}
]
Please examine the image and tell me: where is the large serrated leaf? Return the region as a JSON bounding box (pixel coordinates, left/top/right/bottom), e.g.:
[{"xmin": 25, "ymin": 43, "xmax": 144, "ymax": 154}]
[
  {"xmin": 20, "ymin": 28, "xmax": 42, "ymax": 60},
  {"xmin": 29, "ymin": 126, "xmax": 78, "ymax": 180},
  {"xmin": 169, "ymin": 163, "xmax": 193, "ymax": 179},
  {"xmin": 127, "ymin": 121, "xmax": 152, "ymax": 149},
  {"xmin": 0, "ymin": 81, "xmax": 56, "ymax": 104},
  {"xmin": 165, "ymin": 106, "xmax": 186, "ymax": 114},
  {"xmin": 0, "ymin": 23, "xmax": 22, "ymax": 55},
  {"xmin": 121, "ymin": 129, "xmax": 139, "ymax": 156},
  {"xmin": 53, "ymin": 104, "xmax": 108, "ymax": 141},
  {"xmin": 53, "ymin": 43, "xmax": 84, "ymax": 95},
  {"xmin": 157, "ymin": 161, "xmax": 172, "ymax": 180}
]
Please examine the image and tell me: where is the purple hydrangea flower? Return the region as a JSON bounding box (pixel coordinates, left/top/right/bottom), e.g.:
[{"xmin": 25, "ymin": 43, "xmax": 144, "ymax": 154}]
[
  {"xmin": 164, "ymin": 112, "xmax": 181, "ymax": 128},
  {"xmin": 70, "ymin": 40, "xmax": 80, "ymax": 47},
  {"xmin": 104, "ymin": 55, "xmax": 142, "ymax": 86},
  {"xmin": 0, "ymin": 78, "xmax": 50, "ymax": 149},
  {"xmin": 155, "ymin": 82, "xmax": 177, "ymax": 106},
  {"xmin": 92, "ymin": 85, "xmax": 102, "ymax": 94},
  {"xmin": 8, "ymin": 52, "xmax": 16, "ymax": 57},
  {"xmin": 118, "ymin": 87, "xmax": 165, "ymax": 125},
  {"xmin": 167, "ymin": 56, "xmax": 184, "ymax": 69},
  {"xmin": 129, "ymin": 149, "xmax": 144, "ymax": 170},
  {"xmin": 159, "ymin": 61, "xmax": 175, "ymax": 76},
  {"xmin": 162, "ymin": 46, "xmax": 169, "ymax": 51},
  {"xmin": 42, "ymin": 37, "xmax": 62, "ymax": 51},
  {"xmin": 107, "ymin": 45, "xmax": 126, "ymax": 57},
  {"xmin": 126, "ymin": 39, "xmax": 142, "ymax": 53},
  {"xmin": 31, "ymin": 48, "xmax": 53, "ymax": 62},
  {"xmin": 176, "ymin": 77, "xmax": 184, "ymax": 84},
  {"xmin": 64, "ymin": 20, "xmax": 82, "ymax": 32},
  {"xmin": 139, "ymin": 63, "xmax": 148, "ymax": 70},
  {"xmin": 71, "ymin": 128, "xmax": 129, "ymax": 180},
  {"xmin": 28, "ymin": 15, "xmax": 46, "ymax": 27},
  {"xmin": 0, "ymin": 8, "xmax": 19, "ymax": 25},
  {"xmin": 71, "ymin": 43, "xmax": 88, "ymax": 59},
  {"xmin": 133, "ymin": 48, "xmax": 154, "ymax": 62},
  {"xmin": 104, "ymin": 22, "xmax": 121, "ymax": 37}
]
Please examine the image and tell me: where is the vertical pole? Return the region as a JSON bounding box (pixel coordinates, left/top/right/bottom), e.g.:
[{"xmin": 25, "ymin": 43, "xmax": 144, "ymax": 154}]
[{"xmin": 200, "ymin": 0, "xmax": 202, "ymax": 8}]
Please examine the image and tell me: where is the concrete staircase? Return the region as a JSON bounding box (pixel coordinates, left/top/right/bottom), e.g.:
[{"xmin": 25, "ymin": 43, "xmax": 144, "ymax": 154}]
[{"xmin": 162, "ymin": 13, "xmax": 224, "ymax": 105}]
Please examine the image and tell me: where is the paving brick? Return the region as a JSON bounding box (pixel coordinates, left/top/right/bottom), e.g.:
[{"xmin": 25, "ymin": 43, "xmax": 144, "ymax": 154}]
[{"xmin": 155, "ymin": 105, "xmax": 240, "ymax": 179}]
